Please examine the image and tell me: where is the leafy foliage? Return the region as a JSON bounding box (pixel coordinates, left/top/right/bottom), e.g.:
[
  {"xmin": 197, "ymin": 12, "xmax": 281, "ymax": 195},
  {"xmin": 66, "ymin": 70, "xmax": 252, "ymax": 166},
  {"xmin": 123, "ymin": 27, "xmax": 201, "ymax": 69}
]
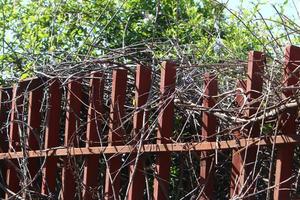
[{"xmin": 2, "ymin": 0, "xmax": 298, "ymax": 84}]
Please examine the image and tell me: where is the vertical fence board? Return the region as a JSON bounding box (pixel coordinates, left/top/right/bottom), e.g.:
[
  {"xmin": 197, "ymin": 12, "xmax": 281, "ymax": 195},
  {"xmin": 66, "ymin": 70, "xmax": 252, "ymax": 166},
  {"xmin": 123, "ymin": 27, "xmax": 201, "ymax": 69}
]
[
  {"xmin": 61, "ymin": 79, "xmax": 82, "ymax": 199},
  {"xmin": 127, "ymin": 65, "xmax": 152, "ymax": 200},
  {"xmin": 153, "ymin": 61, "xmax": 176, "ymax": 200},
  {"xmin": 274, "ymin": 45, "xmax": 300, "ymax": 200},
  {"xmin": 0, "ymin": 88, "xmax": 5, "ymax": 198},
  {"xmin": 5, "ymin": 82, "xmax": 27, "ymax": 199},
  {"xmin": 41, "ymin": 79, "xmax": 61, "ymax": 196},
  {"xmin": 200, "ymin": 73, "xmax": 217, "ymax": 199},
  {"xmin": 27, "ymin": 79, "xmax": 43, "ymax": 188},
  {"xmin": 231, "ymin": 51, "xmax": 265, "ymax": 198},
  {"xmin": 0, "ymin": 88, "xmax": 12, "ymax": 198},
  {"xmin": 230, "ymin": 79, "xmax": 246, "ymax": 197},
  {"xmin": 83, "ymin": 72, "xmax": 105, "ymax": 200},
  {"xmin": 0, "ymin": 88, "xmax": 11, "ymax": 152},
  {"xmin": 104, "ymin": 69, "xmax": 127, "ymax": 200}
]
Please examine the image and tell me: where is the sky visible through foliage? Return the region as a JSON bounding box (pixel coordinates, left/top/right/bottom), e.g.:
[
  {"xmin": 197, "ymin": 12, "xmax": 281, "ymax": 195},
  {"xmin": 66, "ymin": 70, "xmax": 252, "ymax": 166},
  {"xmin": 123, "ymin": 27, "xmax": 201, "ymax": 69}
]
[
  {"xmin": 225, "ymin": 0, "xmax": 299, "ymax": 21},
  {"xmin": 0, "ymin": 0, "xmax": 299, "ymax": 83}
]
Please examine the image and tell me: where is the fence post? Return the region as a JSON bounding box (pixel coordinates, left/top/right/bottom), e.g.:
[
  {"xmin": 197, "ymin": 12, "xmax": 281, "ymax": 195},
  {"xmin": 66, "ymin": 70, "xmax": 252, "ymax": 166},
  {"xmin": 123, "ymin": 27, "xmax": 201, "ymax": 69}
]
[
  {"xmin": 104, "ymin": 69, "xmax": 127, "ymax": 200},
  {"xmin": 41, "ymin": 79, "xmax": 62, "ymax": 196},
  {"xmin": 274, "ymin": 45, "xmax": 300, "ymax": 200},
  {"xmin": 127, "ymin": 64, "xmax": 152, "ymax": 200},
  {"xmin": 200, "ymin": 73, "xmax": 217, "ymax": 199},
  {"xmin": 153, "ymin": 61, "xmax": 176, "ymax": 200},
  {"xmin": 61, "ymin": 79, "xmax": 82, "ymax": 199},
  {"xmin": 26, "ymin": 79, "xmax": 43, "ymax": 192},
  {"xmin": 5, "ymin": 82, "xmax": 27, "ymax": 199},
  {"xmin": 230, "ymin": 79, "xmax": 246, "ymax": 197},
  {"xmin": 0, "ymin": 88, "xmax": 12, "ymax": 152},
  {"xmin": 83, "ymin": 72, "xmax": 105, "ymax": 200},
  {"xmin": 231, "ymin": 51, "xmax": 265, "ymax": 198},
  {"xmin": 0, "ymin": 87, "xmax": 12, "ymax": 198}
]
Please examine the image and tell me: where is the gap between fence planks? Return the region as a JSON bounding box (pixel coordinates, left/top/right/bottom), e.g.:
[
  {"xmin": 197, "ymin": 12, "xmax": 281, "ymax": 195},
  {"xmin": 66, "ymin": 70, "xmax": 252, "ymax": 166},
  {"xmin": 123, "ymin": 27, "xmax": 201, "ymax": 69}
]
[{"xmin": 0, "ymin": 134, "xmax": 299, "ymax": 160}]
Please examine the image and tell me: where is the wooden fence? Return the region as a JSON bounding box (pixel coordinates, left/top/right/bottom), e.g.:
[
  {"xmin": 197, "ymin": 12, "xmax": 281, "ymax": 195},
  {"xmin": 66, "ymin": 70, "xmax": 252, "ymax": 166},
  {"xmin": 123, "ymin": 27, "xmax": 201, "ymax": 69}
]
[{"xmin": 0, "ymin": 45, "xmax": 300, "ymax": 199}]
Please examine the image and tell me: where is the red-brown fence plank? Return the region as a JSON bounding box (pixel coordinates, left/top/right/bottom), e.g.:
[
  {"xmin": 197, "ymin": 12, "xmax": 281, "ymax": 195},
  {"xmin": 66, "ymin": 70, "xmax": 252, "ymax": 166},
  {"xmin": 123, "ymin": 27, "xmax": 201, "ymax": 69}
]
[
  {"xmin": 0, "ymin": 88, "xmax": 12, "ymax": 152},
  {"xmin": 61, "ymin": 79, "xmax": 82, "ymax": 200},
  {"xmin": 83, "ymin": 72, "xmax": 105, "ymax": 200},
  {"xmin": 104, "ymin": 69, "xmax": 127, "ymax": 200},
  {"xmin": 200, "ymin": 73, "xmax": 217, "ymax": 200},
  {"xmin": 153, "ymin": 61, "xmax": 176, "ymax": 200},
  {"xmin": 0, "ymin": 87, "xmax": 12, "ymax": 198},
  {"xmin": 230, "ymin": 79, "xmax": 246, "ymax": 197},
  {"xmin": 231, "ymin": 51, "xmax": 265, "ymax": 198},
  {"xmin": 127, "ymin": 64, "xmax": 152, "ymax": 200},
  {"xmin": 274, "ymin": 45, "xmax": 300, "ymax": 200},
  {"xmin": 1, "ymin": 134, "xmax": 300, "ymax": 159},
  {"xmin": 5, "ymin": 81, "xmax": 28, "ymax": 199},
  {"xmin": 41, "ymin": 79, "xmax": 62, "ymax": 196},
  {"xmin": 235, "ymin": 80, "xmax": 247, "ymax": 108},
  {"xmin": 27, "ymin": 79, "xmax": 43, "ymax": 188}
]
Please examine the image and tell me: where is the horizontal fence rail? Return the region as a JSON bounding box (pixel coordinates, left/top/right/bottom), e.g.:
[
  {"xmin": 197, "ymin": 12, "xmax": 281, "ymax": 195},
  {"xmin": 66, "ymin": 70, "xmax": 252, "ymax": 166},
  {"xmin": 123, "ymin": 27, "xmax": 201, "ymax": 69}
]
[
  {"xmin": 0, "ymin": 135, "xmax": 299, "ymax": 159},
  {"xmin": 0, "ymin": 45, "xmax": 300, "ymax": 200}
]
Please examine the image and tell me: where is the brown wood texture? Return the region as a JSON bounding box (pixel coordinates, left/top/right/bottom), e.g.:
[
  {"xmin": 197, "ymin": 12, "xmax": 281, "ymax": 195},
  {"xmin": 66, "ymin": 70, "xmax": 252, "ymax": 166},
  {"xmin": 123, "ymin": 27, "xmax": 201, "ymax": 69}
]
[
  {"xmin": 0, "ymin": 134, "xmax": 298, "ymax": 160},
  {"xmin": 26, "ymin": 79, "xmax": 43, "ymax": 193},
  {"xmin": 0, "ymin": 87, "xmax": 12, "ymax": 198},
  {"xmin": 273, "ymin": 45, "xmax": 300, "ymax": 200},
  {"xmin": 200, "ymin": 73, "xmax": 217, "ymax": 200},
  {"xmin": 104, "ymin": 69, "xmax": 127, "ymax": 200},
  {"xmin": 41, "ymin": 79, "xmax": 62, "ymax": 195},
  {"xmin": 127, "ymin": 65, "xmax": 152, "ymax": 200},
  {"xmin": 83, "ymin": 72, "xmax": 105, "ymax": 200},
  {"xmin": 61, "ymin": 79, "xmax": 82, "ymax": 200},
  {"xmin": 231, "ymin": 51, "xmax": 265, "ymax": 198},
  {"xmin": 153, "ymin": 61, "xmax": 176, "ymax": 200},
  {"xmin": 5, "ymin": 82, "xmax": 27, "ymax": 199}
]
